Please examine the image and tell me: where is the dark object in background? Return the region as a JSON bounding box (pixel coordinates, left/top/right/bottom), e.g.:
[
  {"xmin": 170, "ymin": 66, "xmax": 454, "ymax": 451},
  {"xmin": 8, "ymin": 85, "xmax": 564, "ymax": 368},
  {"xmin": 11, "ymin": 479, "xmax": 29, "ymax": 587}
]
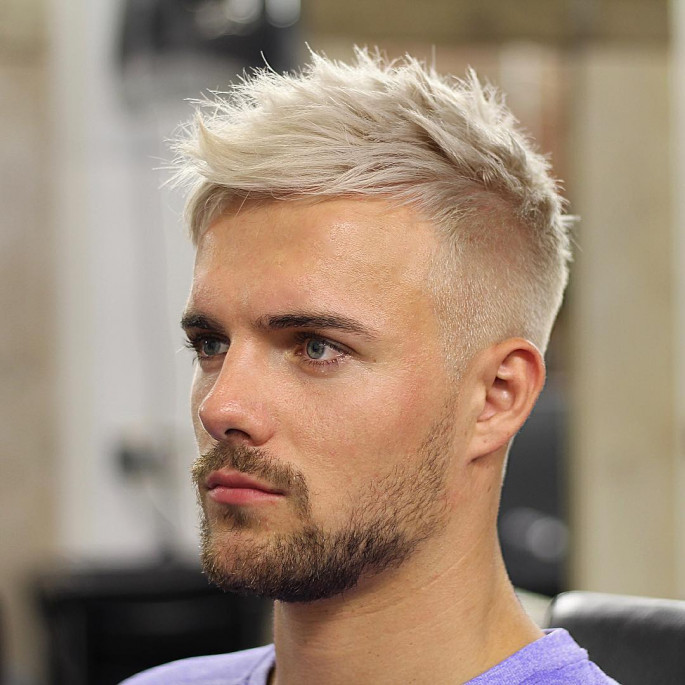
[
  {"xmin": 546, "ymin": 591, "xmax": 685, "ymax": 685},
  {"xmin": 119, "ymin": 0, "xmax": 301, "ymax": 75},
  {"xmin": 498, "ymin": 377, "xmax": 568, "ymax": 597},
  {"xmin": 35, "ymin": 563, "xmax": 271, "ymax": 685}
]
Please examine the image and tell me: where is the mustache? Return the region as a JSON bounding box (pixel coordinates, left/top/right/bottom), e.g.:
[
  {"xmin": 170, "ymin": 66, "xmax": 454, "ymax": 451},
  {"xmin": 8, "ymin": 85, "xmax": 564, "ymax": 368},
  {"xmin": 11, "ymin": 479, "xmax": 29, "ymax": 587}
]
[{"xmin": 192, "ymin": 443, "xmax": 311, "ymax": 514}]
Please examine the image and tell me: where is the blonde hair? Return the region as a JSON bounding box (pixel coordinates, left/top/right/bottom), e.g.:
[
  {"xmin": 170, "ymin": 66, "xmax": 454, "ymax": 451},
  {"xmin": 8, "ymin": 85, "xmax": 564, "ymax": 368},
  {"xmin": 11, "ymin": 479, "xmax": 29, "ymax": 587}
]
[{"xmin": 172, "ymin": 48, "xmax": 572, "ymax": 357}]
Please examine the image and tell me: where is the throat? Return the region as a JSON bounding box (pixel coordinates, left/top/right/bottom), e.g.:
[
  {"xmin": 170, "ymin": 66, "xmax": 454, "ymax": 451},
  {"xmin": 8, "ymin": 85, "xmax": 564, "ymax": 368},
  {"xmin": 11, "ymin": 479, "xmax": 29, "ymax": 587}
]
[{"xmin": 269, "ymin": 558, "xmax": 542, "ymax": 685}]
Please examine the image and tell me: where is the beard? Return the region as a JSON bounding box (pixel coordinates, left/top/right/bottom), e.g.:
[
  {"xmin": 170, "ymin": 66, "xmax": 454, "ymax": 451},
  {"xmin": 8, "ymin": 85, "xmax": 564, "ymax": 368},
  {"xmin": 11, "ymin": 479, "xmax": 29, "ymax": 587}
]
[{"xmin": 192, "ymin": 411, "xmax": 454, "ymax": 603}]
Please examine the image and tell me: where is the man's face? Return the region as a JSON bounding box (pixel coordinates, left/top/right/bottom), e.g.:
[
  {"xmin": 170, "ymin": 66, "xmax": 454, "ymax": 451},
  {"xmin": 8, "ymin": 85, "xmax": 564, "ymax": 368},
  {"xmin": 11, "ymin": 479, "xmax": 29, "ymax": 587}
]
[{"xmin": 184, "ymin": 198, "xmax": 469, "ymax": 602}]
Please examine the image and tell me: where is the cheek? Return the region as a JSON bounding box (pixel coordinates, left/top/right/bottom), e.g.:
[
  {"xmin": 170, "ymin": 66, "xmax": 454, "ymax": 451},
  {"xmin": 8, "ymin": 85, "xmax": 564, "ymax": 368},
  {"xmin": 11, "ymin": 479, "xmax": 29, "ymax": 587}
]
[{"xmin": 284, "ymin": 369, "xmax": 445, "ymax": 485}]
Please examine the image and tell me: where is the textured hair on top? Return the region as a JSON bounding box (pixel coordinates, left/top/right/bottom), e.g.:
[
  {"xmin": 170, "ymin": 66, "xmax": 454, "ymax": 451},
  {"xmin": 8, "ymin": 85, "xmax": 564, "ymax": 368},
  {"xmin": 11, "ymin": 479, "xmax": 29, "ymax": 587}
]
[{"xmin": 172, "ymin": 47, "xmax": 572, "ymax": 357}]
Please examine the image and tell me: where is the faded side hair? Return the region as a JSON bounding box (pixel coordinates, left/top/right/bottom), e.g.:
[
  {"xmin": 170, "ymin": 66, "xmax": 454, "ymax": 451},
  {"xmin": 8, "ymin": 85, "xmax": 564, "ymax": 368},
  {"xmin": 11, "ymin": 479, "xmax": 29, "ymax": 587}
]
[{"xmin": 171, "ymin": 47, "xmax": 573, "ymax": 358}]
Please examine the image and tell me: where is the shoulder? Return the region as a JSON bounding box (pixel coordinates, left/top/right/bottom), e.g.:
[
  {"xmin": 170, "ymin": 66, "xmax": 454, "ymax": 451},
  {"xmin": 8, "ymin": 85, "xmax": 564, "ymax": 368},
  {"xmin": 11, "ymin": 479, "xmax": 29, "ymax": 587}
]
[
  {"xmin": 467, "ymin": 630, "xmax": 619, "ymax": 685},
  {"xmin": 119, "ymin": 644, "xmax": 275, "ymax": 685}
]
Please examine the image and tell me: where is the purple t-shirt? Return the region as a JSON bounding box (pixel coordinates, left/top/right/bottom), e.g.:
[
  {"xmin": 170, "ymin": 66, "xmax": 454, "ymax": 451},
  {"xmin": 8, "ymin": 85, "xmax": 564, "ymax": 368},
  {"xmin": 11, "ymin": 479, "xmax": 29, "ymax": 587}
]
[{"xmin": 120, "ymin": 629, "xmax": 618, "ymax": 684}]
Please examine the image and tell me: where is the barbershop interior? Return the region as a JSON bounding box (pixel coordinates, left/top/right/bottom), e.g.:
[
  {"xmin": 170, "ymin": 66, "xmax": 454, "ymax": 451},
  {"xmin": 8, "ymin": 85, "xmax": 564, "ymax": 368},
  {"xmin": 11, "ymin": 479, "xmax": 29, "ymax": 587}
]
[{"xmin": 2, "ymin": 0, "xmax": 685, "ymax": 683}]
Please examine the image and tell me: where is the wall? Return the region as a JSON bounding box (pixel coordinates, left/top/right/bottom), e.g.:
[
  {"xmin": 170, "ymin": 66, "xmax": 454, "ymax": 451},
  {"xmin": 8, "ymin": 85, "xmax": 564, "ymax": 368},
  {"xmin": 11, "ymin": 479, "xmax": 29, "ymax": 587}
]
[
  {"xmin": 1, "ymin": 2, "xmax": 54, "ymax": 682},
  {"xmin": 671, "ymin": 0, "xmax": 685, "ymax": 597},
  {"xmin": 567, "ymin": 43, "xmax": 678, "ymax": 595},
  {"xmin": 49, "ymin": 0, "xmax": 200, "ymax": 564}
]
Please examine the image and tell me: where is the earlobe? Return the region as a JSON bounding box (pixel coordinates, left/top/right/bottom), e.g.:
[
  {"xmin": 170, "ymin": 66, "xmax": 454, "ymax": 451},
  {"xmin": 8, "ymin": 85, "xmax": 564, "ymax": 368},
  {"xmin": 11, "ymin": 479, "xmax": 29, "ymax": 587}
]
[{"xmin": 467, "ymin": 339, "xmax": 546, "ymax": 461}]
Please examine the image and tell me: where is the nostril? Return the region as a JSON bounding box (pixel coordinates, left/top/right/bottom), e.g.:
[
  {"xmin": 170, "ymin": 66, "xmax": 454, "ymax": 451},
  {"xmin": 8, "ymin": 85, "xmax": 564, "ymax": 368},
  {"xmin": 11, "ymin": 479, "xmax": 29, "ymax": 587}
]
[{"xmin": 224, "ymin": 428, "xmax": 252, "ymax": 441}]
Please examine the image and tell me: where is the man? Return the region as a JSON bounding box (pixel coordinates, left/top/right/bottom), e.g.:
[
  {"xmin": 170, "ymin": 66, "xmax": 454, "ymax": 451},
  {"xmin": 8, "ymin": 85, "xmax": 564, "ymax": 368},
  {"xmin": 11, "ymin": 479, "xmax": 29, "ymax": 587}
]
[{"xmin": 124, "ymin": 49, "xmax": 616, "ymax": 684}]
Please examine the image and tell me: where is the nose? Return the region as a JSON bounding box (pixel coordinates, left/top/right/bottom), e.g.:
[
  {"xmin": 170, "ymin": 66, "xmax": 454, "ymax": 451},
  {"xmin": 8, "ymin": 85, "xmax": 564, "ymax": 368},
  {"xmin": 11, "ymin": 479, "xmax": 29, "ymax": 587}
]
[{"xmin": 195, "ymin": 348, "xmax": 275, "ymax": 446}]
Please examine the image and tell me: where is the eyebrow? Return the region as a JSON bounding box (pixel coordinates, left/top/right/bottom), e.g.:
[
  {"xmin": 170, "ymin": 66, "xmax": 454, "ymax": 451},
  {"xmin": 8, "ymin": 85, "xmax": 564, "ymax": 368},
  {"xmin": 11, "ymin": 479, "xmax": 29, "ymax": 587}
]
[
  {"xmin": 258, "ymin": 313, "xmax": 379, "ymax": 339},
  {"xmin": 180, "ymin": 310, "xmax": 379, "ymax": 340},
  {"xmin": 180, "ymin": 313, "xmax": 225, "ymax": 333}
]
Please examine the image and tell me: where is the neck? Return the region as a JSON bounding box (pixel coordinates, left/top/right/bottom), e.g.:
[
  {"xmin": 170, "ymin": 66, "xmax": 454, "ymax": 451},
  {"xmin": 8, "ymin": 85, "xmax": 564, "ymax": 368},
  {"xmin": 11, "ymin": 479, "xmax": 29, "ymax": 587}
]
[{"xmin": 269, "ymin": 532, "xmax": 542, "ymax": 685}]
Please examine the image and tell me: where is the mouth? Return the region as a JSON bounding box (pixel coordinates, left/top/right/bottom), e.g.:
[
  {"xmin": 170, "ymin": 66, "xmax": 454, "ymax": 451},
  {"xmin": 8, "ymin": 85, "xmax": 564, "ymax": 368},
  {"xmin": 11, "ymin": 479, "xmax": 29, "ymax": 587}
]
[{"xmin": 204, "ymin": 470, "xmax": 286, "ymax": 506}]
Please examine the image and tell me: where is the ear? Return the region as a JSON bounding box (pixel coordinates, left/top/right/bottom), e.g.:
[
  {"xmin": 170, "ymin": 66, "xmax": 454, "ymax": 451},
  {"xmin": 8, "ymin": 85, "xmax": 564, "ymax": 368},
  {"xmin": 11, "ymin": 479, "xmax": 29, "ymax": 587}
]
[{"xmin": 466, "ymin": 338, "xmax": 546, "ymax": 462}]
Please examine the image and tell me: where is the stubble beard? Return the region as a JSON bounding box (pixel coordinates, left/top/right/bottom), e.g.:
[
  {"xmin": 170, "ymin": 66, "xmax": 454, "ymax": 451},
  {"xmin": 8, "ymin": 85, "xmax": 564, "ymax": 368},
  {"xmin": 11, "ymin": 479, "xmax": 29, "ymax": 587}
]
[{"xmin": 192, "ymin": 410, "xmax": 454, "ymax": 603}]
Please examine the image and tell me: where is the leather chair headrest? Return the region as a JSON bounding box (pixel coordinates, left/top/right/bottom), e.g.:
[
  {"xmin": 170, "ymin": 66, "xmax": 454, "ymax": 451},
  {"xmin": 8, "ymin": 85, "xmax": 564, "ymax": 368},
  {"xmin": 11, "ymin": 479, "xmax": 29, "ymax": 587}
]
[{"xmin": 546, "ymin": 591, "xmax": 685, "ymax": 685}]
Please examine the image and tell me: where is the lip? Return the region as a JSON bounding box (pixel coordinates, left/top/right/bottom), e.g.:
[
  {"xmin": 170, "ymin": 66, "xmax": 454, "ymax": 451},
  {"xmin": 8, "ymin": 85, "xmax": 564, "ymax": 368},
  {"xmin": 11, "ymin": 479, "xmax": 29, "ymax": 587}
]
[{"xmin": 205, "ymin": 470, "xmax": 285, "ymax": 506}]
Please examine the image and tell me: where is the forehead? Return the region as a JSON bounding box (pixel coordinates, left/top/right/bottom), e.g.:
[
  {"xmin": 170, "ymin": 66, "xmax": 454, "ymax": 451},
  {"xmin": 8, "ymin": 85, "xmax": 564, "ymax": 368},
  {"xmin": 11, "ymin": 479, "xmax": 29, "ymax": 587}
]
[{"xmin": 190, "ymin": 198, "xmax": 441, "ymax": 319}]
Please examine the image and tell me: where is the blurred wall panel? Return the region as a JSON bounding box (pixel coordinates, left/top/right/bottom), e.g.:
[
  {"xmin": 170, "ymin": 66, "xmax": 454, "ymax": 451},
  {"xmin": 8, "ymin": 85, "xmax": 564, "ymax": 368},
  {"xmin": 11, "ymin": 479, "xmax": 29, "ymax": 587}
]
[
  {"xmin": 0, "ymin": 0, "xmax": 45, "ymax": 57},
  {"xmin": 50, "ymin": 0, "xmax": 158, "ymax": 560},
  {"xmin": 567, "ymin": 43, "xmax": 678, "ymax": 596},
  {"xmin": 1, "ymin": 1, "xmax": 54, "ymax": 683},
  {"xmin": 304, "ymin": 0, "xmax": 668, "ymax": 45},
  {"xmin": 671, "ymin": 0, "xmax": 685, "ymax": 599}
]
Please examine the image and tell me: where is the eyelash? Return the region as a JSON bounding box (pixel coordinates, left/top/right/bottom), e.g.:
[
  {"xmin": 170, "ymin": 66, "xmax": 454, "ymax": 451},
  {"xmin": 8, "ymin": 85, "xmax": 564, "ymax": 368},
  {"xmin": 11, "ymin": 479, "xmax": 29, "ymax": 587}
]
[
  {"xmin": 292, "ymin": 332, "xmax": 349, "ymax": 368},
  {"xmin": 183, "ymin": 332, "xmax": 349, "ymax": 369},
  {"xmin": 183, "ymin": 334, "xmax": 224, "ymax": 364}
]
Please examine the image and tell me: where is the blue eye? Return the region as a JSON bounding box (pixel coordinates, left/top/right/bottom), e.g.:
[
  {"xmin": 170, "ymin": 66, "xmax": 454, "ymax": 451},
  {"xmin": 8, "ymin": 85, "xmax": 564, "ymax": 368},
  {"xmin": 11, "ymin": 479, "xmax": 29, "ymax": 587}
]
[
  {"xmin": 292, "ymin": 332, "xmax": 350, "ymax": 369},
  {"xmin": 305, "ymin": 339, "xmax": 328, "ymax": 359},
  {"xmin": 201, "ymin": 338, "xmax": 228, "ymax": 357},
  {"xmin": 295, "ymin": 334, "xmax": 348, "ymax": 367},
  {"xmin": 185, "ymin": 335, "xmax": 229, "ymax": 360}
]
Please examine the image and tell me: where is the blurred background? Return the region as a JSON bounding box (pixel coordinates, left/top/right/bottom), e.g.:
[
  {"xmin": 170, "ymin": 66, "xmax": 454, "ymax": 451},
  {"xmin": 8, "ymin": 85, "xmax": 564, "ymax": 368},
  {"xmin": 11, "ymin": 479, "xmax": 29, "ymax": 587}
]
[{"xmin": 2, "ymin": 0, "xmax": 684, "ymax": 682}]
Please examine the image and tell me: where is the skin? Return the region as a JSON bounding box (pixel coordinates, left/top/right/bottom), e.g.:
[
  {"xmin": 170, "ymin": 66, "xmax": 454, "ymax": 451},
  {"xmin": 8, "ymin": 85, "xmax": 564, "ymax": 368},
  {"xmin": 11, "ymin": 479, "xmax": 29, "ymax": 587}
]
[{"xmin": 183, "ymin": 197, "xmax": 546, "ymax": 684}]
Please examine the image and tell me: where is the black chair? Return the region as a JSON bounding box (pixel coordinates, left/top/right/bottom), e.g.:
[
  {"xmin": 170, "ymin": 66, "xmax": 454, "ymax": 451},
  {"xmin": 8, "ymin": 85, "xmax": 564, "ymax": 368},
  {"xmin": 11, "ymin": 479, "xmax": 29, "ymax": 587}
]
[
  {"xmin": 545, "ymin": 591, "xmax": 685, "ymax": 685},
  {"xmin": 35, "ymin": 563, "xmax": 272, "ymax": 685}
]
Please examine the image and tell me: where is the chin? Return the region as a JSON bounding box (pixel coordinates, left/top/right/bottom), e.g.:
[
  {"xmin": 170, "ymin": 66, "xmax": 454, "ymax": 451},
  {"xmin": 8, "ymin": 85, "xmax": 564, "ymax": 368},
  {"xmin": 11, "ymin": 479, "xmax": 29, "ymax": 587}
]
[{"xmin": 198, "ymin": 514, "xmax": 425, "ymax": 604}]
